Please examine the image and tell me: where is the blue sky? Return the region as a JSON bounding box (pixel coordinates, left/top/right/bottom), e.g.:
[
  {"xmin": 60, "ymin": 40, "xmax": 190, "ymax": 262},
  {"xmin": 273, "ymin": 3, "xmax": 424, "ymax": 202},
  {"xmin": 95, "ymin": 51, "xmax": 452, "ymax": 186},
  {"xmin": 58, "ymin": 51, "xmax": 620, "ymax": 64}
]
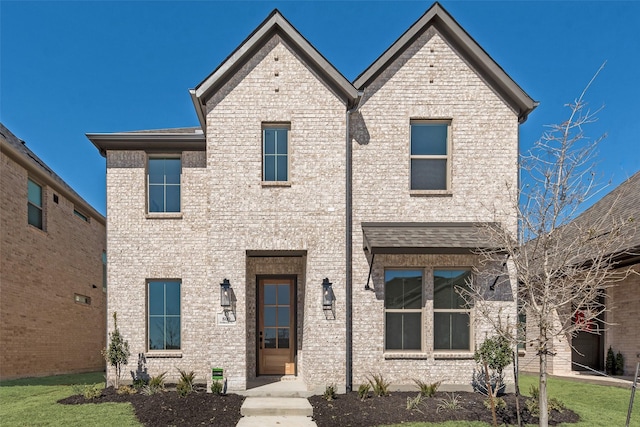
[{"xmin": 1, "ymin": 1, "xmax": 639, "ymax": 216}]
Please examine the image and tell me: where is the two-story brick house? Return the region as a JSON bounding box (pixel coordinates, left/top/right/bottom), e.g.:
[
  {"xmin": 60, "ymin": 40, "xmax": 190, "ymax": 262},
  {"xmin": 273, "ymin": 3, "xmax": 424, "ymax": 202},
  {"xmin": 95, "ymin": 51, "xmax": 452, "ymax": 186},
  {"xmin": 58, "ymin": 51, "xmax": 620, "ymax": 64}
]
[
  {"xmin": 89, "ymin": 3, "xmax": 536, "ymax": 392},
  {"xmin": 1, "ymin": 123, "xmax": 107, "ymax": 380}
]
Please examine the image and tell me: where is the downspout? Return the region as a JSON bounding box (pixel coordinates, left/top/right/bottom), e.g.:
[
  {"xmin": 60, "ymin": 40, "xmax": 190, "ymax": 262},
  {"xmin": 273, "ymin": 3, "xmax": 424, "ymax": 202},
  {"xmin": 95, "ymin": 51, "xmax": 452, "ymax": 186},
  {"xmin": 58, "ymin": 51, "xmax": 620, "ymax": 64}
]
[{"xmin": 345, "ymin": 91, "xmax": 363, "ymax": 392}]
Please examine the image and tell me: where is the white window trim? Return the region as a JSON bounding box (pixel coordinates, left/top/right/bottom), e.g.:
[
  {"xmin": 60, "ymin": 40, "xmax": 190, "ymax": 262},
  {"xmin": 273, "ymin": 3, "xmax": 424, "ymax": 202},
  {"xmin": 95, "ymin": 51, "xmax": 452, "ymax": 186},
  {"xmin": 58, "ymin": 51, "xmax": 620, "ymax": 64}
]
[
  {"xmin": 146, "ymin": 279, "xmax": 182, "ymax": 353},
  {"xmin": 27, "ymin": 177, "xmax": 44, "ymax": 230},
  {"xmin": 409, "ymin": 119, "xmax": 452, "ymax": 194},
  {"xmin": 262, "ymin": 123, "xmax": 291, "ymax": 184},
  {"xmin": 146, "ymin": 155, "xmax": 182, "ymax": 216}
]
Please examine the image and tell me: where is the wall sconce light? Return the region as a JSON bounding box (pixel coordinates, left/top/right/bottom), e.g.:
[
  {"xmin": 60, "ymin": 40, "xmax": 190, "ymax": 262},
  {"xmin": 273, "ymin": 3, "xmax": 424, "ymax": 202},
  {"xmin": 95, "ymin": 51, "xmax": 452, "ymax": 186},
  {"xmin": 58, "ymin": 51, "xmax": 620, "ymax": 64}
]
[
  {"xmin": 322, "ymin": 278, "xmax": 335, "ymax": 319},
  {"xmin": 220, "ymin": 278, "xmax": 236, "ymax": 322}
]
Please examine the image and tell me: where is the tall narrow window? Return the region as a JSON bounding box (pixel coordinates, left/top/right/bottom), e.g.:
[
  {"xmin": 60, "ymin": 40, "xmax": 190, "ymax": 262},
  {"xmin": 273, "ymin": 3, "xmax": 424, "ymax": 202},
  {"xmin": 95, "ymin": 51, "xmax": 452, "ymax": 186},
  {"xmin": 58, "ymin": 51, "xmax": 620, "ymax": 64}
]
[
  {"xmin": 148, "ymin": 157, "xmax": 181, "ymax": 213},
  {"xmin": 433, "ymin": 270, "xmax": 472, "ymax": 351},
  {"xmin": 384, "ymin": 269, "xmax": 423, "ymax": 351},
  {"xmin": 148, "ymin": 280, "xmax": 181, "ymax": 350},
  {"xmin": 27, "ymin": 178, "xmax": 43, "ymax": 229},
  {"xmin": 410, "ymin": 121, "xmax": 450, "ymax": 190},
  {"xmin": 263, "ymin": 127, "xmax": 288, "ymax": 182}
]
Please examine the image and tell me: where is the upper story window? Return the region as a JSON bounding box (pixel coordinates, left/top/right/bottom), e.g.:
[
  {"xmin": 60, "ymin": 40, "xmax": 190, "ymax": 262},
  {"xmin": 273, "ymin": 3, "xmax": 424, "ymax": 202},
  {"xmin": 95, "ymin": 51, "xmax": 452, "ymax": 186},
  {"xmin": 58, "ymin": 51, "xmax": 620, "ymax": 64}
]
[
  {"xmin": 384, "ymin": 269, "xmax": 423, "ymax": 351},
  {"xmin": 74, "ymin": 208, "xmax": 89, "ymax": 222},
  {"xmin": 27, "ymin": 178, "xmax": 43, "ymax": 229},
  {"xmin": 263, "ymin": 126, "xmax": 289, "ymax": 182},
  {"xmin": 433, "ymin": 269, "xmax": 472, "ymax": 351},
  {"xmin": 148, "ymin": 280, "xmax": 181, "ymax": 351},
  {"xmin": 148, "ymin": 157, "xmax": 181, "ymax": 213},
  {"xmin": 410, "ymin": 121, "xmax": 450, "ymax": 191}
]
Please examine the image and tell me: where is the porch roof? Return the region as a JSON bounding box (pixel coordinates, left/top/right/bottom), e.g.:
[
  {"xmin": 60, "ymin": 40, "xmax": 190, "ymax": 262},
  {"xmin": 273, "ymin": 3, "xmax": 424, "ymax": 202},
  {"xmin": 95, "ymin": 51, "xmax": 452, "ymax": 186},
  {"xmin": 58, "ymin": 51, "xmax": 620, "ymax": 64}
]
[{"xmin": 361, "ymin": 222, "xmax": 503, "ymax": 254}]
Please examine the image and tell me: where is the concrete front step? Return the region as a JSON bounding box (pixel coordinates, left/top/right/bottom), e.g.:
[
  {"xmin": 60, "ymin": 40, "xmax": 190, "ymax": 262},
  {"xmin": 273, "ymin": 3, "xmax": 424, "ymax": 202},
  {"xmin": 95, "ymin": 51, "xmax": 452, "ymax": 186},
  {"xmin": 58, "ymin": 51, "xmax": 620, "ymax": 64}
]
[
  {"xmin": 236, "ymin": 415, "xmax": 317, "ymax": 427},
  {"xmin": 240, "ymin": 397, "xmax": 313, "ymax": 417}
]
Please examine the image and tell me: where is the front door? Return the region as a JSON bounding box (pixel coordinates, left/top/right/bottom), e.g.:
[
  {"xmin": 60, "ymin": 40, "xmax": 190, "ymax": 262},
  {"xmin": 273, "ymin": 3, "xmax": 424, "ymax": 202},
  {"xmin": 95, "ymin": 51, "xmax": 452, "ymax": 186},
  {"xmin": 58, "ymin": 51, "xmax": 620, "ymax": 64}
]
[{"xmin": 258, "ymin": 278, "xmax": 295, "ymax": 375}]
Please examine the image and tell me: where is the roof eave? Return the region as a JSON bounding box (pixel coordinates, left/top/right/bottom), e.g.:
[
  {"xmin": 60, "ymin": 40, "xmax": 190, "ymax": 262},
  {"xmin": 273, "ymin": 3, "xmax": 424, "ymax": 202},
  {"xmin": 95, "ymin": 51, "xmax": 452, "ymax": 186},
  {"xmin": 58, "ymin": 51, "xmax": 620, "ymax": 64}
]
[{"xmin": 87, "ymin": 133, "xmax": 206, "ymax": 157}]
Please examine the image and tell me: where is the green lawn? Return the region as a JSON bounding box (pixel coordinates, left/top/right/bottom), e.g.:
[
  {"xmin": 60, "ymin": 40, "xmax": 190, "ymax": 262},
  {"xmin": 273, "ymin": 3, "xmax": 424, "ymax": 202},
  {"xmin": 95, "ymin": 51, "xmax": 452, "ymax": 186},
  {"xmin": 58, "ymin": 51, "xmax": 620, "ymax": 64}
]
[{"xmin": 0, "ymin": 372, "xmax": 140, "ymax": 427}]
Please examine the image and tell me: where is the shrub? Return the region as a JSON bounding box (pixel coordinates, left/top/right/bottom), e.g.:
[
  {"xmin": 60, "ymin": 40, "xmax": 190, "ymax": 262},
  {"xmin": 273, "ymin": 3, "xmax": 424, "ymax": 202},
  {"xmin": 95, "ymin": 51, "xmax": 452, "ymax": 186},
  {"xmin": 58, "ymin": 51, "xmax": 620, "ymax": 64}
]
[
  {"xmin": 406, "ymin": 393, "xmax": 423, "ymax": 411},
  {"xmin": 483, "ymin": 396, "xmax": 506, "ymax": 411},
  {"xmin": 211, "ymin": 380, "xmax": 224, "ymax": 395},
  {"xmin": 526, "ymin": 385, "xmax": 565, "ymax": 415},
  {"xmin": 615, "ymin": 351, "xmax": 625, "ymax": 375},
  {"xmin": 606, "ymin": 346, "xmax": 616, "ymax": 375},
  {"xmin": 141, "ymin": 372, "xmax": 166, "ymax": 395},
  {"xmin": 116, "ymin": 385, "xmax": 136, "ymax": 395},
  {"xmin": 357, "ymin": 383, "xmax": 371, "ymax": 401},
  {"xmin": 132, "ymin": 378, "xmax": 147, "ymax": 390},
  {"xmin": 474, "ymin": 335, "xmax": 511, "ymax": 397},
  {"xmin": 436, "ymin": 392, "xmax": 462, "ymax": 413},
  {"xmin": 176, "ymin": 368, "xmax": 196, "ymax": 397},
  {"xmin": 367, "ymin": 373, "xmax": 390, "ymax": 397},
  {"xmin": 102, "ymin": 312, "xmax": 131, "ymax": 388},
  {"xmin": 72, "ymin": 383, "xmax": 103, "ymax": 400},
  {"xmin": 323, "ymin": 383, "xmax": 337, "ymax": 401},
  {"xmin": 413, "ymin": 379, "xmax": 440, "ymax": 398}
]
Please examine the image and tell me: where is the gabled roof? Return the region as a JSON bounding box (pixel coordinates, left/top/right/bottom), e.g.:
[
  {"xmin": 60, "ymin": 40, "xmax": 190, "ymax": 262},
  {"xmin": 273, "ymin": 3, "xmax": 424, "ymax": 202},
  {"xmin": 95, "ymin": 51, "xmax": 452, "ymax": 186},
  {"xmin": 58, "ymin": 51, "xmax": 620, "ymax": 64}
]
[
  {"xmin": 353, "ymin": 2, "xmax": 537, "ymax": 123},
  {"xmin": 87, "ymin": 127, "xmax": 205, "ymax": 157},
  {"xmin": 0, "ymin": 122, "xmax": 105, "ymax": 224},
  {"xmin": 190, "ymin": 9, "xmax": 359, "ymax": 130}
]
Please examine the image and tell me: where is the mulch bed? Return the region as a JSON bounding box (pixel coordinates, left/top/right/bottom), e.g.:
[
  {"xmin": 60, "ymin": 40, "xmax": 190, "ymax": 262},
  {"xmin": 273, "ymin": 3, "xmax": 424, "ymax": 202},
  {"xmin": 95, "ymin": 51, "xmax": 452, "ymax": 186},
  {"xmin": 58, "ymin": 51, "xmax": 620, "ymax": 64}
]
[{"xmin": 59, "ymin": 386, "xmax": 579, "ymax": 426}]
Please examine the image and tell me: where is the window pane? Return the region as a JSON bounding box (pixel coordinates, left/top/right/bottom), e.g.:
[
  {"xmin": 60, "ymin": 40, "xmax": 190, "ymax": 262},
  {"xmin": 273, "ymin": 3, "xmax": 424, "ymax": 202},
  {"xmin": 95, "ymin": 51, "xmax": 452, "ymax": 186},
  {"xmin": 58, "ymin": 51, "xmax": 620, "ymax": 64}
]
[
  {"xmin": 149, "ymin": 317, "xmax": 164, "ymax": 350},
  {"xmin": 165, "ymin": 317, "xmax": 181, "ymax": 349},
  {"xmin": 411, "ymin": 159, "xmax": 447, "ymax": 190},
  {"xmin": 264, "ymin": 328, "xmax": 276, "ymax": 348},
  {"xmin": 164, "ymin": 159, "xmax": 181, "ymax": 184},
  {"xmin": 385, "ymin": 313, "xmax": 403, "ymax": 350},
  {"xmin": 165, "ymin": 186, "xmax": 180, "ymax": 212},
  {"xmin": 277, "ymin": 284, "xmax": 289, "ymax": 305},
  {"xmin": 264, "ymin": 155, "xmax": 276, "ymax": 181},
  {"xmin": 149, "ymin": 282, "xmax": 164, "ymax": 315},
  {"xmin": 278, "ymin": 328, "xmax": 289, "ymax": 349},
  {"xmin": 264, "ymin": 285, "xmax": 276, "ymax": 305},
  {"xmin": 165, "ymin": 282, "xmax": 180, "ymax": 315},
  {"xmin": 434, "ymin": 312, "xmax": 451, "ymax": 350},
  {"xmin": 28, "ymin": 204, "xmax": 42, "ymax": 229},
  {"xmin": 148, "ymin": 159, "xmax": 165, "ymax": 184},
  {"xmin": 27, "ymin": 179, "xmax": 42, "ymax": 206},
  {"xmin": 411, "ymin": 124, "xmax": 447, "ymax": 155},
  {"xmin": 276, "ymin": 155, "xmax": 288, "ymax": 181},
  {"xmin": 264, "ymin": 130, "xmax": 276, "ymax": 154},
  {"xmin": 276, "ymin": 130, "xmax": 287, "ymax": 154},
  {"xmin": 385, "ymin": 270, "xmax": 422, "ymax": 309},
  {"xmin": 277, "ymin": 307, "xmax": 289, "ymax": 327},
  {"xmin": 385, "ymin": 312, "xmax": 421, "ymax": 350},
  {"xmin": 264, "ymin": 307, "xmax": 276, "ymax": 327},
  {"xmin": 434, "ymin": 270, "xmax": 471, "ymax": 309},
  {"xmin": 149, "ymin": 185, "xmax": 164, "ymax": 212},
  {"xmin": 450, "ymin": 313, "xmax": 470, "ymax": 350}
]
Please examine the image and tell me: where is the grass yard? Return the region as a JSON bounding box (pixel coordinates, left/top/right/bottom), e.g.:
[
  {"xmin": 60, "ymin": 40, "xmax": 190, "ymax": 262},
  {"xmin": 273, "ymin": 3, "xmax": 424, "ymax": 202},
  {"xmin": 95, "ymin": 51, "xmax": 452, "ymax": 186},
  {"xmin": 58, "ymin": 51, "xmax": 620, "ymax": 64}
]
[{"xmin": 0, "ymin": 372, "xmax": 140, "ymax": 427}]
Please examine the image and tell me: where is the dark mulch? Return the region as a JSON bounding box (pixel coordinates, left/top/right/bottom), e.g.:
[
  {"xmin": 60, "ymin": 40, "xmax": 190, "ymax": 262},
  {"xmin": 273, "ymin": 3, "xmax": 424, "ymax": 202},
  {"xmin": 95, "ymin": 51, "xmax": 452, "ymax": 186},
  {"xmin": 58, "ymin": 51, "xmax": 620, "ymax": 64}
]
[
  {"xmin": 309, "ymin": 391, "xmax": 580, "ymax": 427},
  {"xmin": 59, "ymin": 386, "xmax": 579, "ymax": 426}
]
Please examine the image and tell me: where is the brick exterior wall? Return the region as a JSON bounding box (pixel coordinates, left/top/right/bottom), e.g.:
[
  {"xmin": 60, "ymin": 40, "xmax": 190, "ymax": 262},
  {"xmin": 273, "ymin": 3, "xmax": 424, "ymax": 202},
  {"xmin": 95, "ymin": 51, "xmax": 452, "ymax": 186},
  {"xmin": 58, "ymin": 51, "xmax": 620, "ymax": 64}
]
[
  {"xmin": 606, "ymin": 265, "xmax": 640, "ymax": 376},
  {"xmin": 0, "ymin": 148, "xmax": 106, "ymax": 380}
]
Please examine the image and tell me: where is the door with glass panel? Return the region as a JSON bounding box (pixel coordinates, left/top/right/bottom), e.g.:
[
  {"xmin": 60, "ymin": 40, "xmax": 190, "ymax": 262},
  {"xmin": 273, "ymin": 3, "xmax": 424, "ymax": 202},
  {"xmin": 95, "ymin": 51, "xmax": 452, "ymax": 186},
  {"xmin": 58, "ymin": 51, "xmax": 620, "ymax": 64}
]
[{"xmin": 258, "ymin": 278, "xmax": 295, "ymax": 375}]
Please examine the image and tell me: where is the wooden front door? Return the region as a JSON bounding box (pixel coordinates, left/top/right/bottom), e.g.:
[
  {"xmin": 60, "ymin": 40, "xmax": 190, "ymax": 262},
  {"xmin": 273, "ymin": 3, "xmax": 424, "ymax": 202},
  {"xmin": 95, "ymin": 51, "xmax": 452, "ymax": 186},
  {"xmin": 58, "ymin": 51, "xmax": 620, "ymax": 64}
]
[{"xmin": 258, "ymin": 278, "xmax": 295, "ymax": 375}]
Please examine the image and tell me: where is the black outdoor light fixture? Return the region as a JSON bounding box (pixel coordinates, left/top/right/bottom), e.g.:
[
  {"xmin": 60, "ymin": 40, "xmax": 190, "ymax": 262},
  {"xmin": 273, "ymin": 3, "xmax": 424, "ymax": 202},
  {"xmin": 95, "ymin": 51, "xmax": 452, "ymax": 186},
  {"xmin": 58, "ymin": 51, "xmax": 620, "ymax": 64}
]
[
  {"xmin": 220, "ymin": 278, "xmax": 236, "ymax": 322},
  {"xmin": 322, "ymin": 278, "xmax": 336, "ymax": 319}
]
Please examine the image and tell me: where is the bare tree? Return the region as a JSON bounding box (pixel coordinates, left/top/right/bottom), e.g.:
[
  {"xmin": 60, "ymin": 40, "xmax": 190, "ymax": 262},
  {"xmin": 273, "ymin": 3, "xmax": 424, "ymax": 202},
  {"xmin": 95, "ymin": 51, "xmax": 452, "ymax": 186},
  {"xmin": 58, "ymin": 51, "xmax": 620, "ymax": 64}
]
[{"xmin": 469, "ymin": 64, "xmax": 636, "ymax": 427}]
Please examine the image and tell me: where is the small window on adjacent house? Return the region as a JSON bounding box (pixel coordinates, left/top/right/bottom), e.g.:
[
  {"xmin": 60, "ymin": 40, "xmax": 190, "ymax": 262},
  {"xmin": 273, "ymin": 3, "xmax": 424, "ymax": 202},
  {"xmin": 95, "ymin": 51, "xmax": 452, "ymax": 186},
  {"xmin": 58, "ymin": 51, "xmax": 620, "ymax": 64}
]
[
  {"xmin": 27, "ymin": 178, "xmax": 43, "ymax": 229},
  {"xmin": 263, "ymin": 126, "xmax": 289, "ymax": 182},
  {"xmin": 74, "ymin": 208, "xmax": 89, "ymax": 222},
  {"xmin": 433, "ymin": 269, "xmax": 472, "ymax": 351},
  {"xmin": 410, "ymin": 121, "xmax": 450, "ymax": 190},
  {"xmin": 384, "ymin": 269, "xmax": 423, "ymax": 351},
  {"xmin": 148, "ymin": 157, "xmax": 181, "ymax": 213},
  {"xmin": 74, "ymin": 294, "xmax": 91, "ymax": 305},
  {"xmin": 148, "ymin": 280, "xmax": 181, "ymax": 350}
]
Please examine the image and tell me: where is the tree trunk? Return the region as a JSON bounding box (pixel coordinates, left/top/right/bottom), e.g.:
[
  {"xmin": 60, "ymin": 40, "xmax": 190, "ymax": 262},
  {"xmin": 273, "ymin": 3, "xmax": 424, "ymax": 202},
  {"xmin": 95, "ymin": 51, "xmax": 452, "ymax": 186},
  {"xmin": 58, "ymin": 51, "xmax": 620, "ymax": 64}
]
[
  {"xmin": 539, "ymin": 344, "xmax": 549, "ymax": 427},
  {"xmin": 484, "ymin": 361, "xmax": 498, "ymax": 427}
]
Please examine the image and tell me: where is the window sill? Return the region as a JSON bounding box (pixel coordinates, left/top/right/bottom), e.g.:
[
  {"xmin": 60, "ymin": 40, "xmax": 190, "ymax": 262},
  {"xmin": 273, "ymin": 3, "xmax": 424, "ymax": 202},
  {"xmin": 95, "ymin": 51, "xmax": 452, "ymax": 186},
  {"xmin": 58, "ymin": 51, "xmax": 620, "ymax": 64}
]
[
  {"xmin": 145, "ymin": 352, "xmax": 183, "ymax": 358},
  {"xmin": 384, "ymin": 352, "xmax": 430, "ymax": 360},
  {"xmin": 261, "ymin": 181, "xmax": 292, "ymax": 187},
  {"xmin": 145, "ymin": 212, "xmax": 183, "ymax": 220},
  {"xmin": 433, "ymin": 352, "xmax": 474, "ymax": 360},
  {"xmin": 409, "ymin": 190, "xmax": 453, "ymax": 197}
]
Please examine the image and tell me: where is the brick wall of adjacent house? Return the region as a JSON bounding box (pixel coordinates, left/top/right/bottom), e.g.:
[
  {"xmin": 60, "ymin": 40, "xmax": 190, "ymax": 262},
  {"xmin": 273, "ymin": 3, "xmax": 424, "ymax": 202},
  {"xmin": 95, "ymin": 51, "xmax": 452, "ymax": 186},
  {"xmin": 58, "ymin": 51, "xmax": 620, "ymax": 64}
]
[
  {"xmin": 0, "ymin": 151, "xmax": 106, "ymax": 380},
  {"xmin": 606, "ymin": 265, "xmax": 640, "ymax": 376},
  {"xmin": 105, "ymin": 35, "xmax": 348, "ymax": 390},
  {"xmin": 350, "ymin": 27, "xmax": 520, "ymax": 387}
]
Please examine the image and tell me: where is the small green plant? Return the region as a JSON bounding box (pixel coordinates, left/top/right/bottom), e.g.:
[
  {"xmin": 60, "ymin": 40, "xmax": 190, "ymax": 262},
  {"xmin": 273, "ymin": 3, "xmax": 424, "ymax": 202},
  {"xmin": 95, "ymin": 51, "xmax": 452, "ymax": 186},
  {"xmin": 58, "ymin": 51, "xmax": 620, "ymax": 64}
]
[
  {"xmin": 72, "ymin": 383, "xmax": 103, "ymax": 400},
  {"xmin": 357, "ymin": 383, "xmax": 371, "ymax": 401},
  {"xmin": 406, "ymin": 393, "xmax": 423, "ymax": 411},
  {"xmin": 367, "ymin": 373, "xmax": 390, "ymax": 397},
  {"xmin": 615, "ymin": 351, "xmax": 625, "ymax": 375},
  {"xmin": 116, "ymin": 385, "xmax": 136, "ymax": 395},
  {"xmin": 526, "ymin": 385, "xmax": 565, "ymax": 415},
  {"xmin": 436, "ymin": 392, "xmax": 462, "ymax": 413},
  {"xmin": 141, "ymin": 372, "xmax": 166, "ymax": 395},
  {"xmin": 176, "ymin": 368, "xmax": 196, "ymax": 397},
  {"xmin": 132, "ymin": 377, "xmax": 147, "ymax": 390},
  {"xmin": 483, "ymin": 396, "xmax": 506, "ymax": 411},
  {"xmin": 211, "ymin": 380, "xmax": 224, "ymax": 395},
  {"xmin": 606, "ymin": 346, "xmax": 616, "ymax": 375},
  {"xmin": 323, "ymin": 383, "xmax": 337, "ymax": 401},
  {"xmin": 102, "ymin": 312, "xmax": 131, "ymax": 388},
  {"xmin": 413, "ymin": 379, "xmax": 441, "ymax": 397}
]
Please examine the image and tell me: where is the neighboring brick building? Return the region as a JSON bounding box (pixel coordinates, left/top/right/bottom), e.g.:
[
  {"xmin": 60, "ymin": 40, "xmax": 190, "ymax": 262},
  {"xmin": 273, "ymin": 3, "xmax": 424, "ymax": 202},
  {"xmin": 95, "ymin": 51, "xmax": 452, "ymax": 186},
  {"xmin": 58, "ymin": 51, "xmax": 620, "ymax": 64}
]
[
  {"xmin": 0, "ymin": 123, "xmax": 107, "ymax": 380},
  {"xmin": 519, "ymin": 171, "xmax": 640, "ymax": 376},
  {"xmin": 88, "ymin": 3, "xmax": 536, "ymax": 392}
]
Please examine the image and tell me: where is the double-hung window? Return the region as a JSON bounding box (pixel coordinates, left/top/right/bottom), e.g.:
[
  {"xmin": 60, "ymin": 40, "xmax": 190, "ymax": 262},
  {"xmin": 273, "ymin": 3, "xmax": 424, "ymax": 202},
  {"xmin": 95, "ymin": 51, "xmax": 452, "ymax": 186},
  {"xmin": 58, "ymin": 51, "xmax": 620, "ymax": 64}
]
[
  {"xmin": 433, "ymin": 269, "xmax": 472, "ymax": 351},
  {"xmin": 263, "ymin": 126, "xmax": 289, "ymax": 182},
  {"xmin": 148, "ymin": 280, "xmax": 181, "ymax": 350},
  {"xmin": 27, "ymin": 178, "xmax": 43, "ymax": 229},
  {"xmin": 410, "ymin": 121, "xmax": 450, "ymax": 190},
  {"xmin": 384, "ymin": 269, "xmax": 423, "ymax": 351},
  {"xmin": 148, "ymin": 157, "xmax": 181, "ymax": 213}
]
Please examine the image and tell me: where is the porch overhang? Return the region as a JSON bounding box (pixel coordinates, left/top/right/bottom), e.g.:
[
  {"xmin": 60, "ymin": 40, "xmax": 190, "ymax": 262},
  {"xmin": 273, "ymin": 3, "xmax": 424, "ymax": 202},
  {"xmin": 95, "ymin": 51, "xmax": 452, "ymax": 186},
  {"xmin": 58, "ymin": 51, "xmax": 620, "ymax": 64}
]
[{"xmin": 361, "ymin": 222, "xmax": 504, "ymax": 254}]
